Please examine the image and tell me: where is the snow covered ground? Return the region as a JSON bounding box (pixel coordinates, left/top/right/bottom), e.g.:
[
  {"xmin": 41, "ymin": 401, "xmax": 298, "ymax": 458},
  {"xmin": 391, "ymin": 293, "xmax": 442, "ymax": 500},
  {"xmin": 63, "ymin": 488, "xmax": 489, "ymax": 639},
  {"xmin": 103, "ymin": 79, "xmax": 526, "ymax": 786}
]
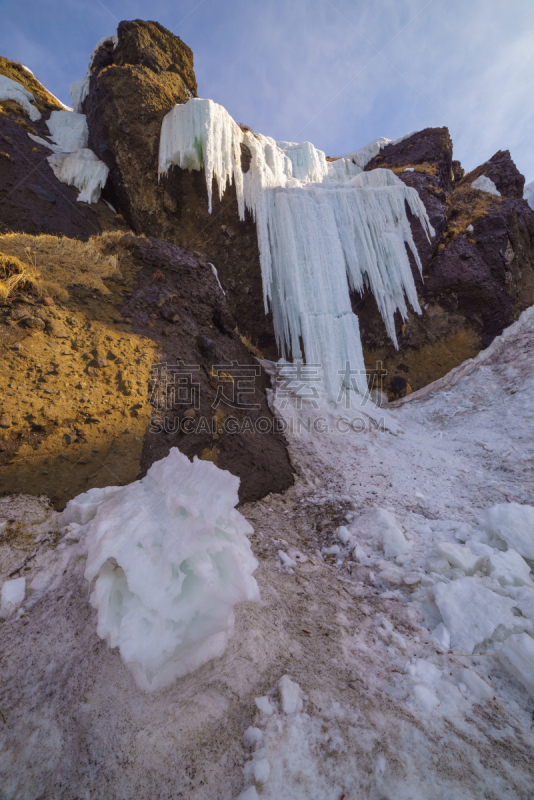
[{"xmin": 1, "ymin": 307, "xmax": 534, "ymax": 797}]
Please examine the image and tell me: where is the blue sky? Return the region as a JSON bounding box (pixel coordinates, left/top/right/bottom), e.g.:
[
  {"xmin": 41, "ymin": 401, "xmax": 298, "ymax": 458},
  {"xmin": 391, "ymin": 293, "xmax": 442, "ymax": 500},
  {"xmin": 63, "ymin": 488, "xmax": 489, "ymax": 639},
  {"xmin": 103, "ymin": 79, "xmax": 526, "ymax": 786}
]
[{"xmin": 1, "ymin": 0, "xmax": 534, "ymax": 181}]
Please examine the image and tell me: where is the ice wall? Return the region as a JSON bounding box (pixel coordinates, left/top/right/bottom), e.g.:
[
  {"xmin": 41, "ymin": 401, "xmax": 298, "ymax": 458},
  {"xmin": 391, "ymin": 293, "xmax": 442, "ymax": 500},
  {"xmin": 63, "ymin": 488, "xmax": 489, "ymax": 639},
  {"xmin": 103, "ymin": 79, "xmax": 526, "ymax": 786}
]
[
  {"xmin": 64, "ymin": 448, "xmax": 260, "ymax": 691},
  {"xmin": 159, "ymin": 99, "xmax": 433, "ymax": 399}
]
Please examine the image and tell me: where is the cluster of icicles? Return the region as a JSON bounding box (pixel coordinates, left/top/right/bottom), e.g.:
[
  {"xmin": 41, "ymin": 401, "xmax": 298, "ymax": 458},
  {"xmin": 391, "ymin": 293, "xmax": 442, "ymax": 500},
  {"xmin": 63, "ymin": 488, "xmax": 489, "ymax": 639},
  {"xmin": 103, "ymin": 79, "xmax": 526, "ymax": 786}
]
[{"xmin": 158, "ymin": 99, "xmax": 433, "ymax": 401}]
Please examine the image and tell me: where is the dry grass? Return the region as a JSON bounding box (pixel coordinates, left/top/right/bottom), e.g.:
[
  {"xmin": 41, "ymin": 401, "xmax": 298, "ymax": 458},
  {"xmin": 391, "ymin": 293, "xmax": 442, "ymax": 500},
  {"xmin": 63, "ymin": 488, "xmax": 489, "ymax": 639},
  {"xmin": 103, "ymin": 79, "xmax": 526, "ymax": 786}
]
[
  {"xmin": 0, "ymin": 231, "xmax": 125, "ymax": 302},
  {"xmin": 234, "ymin": 326, "xmax": 264, "ymax": 359},
  {"xmin": 383, "ymin": 161, "xmax": 438, "ymax": 176},
  {"xmin": 238, "ymin": 123, "xmax": 259, "ymax": 139},
  {"xmin": 0, "ymin": 99, "xmax": 37, "ymax": 132},
  {"xmin": 0, "ymin": 57, "xmax": 64, "ymax": 114},
  {"xmin": 444, "ymin": 185, "xmax": 501, "ymax": 242}
]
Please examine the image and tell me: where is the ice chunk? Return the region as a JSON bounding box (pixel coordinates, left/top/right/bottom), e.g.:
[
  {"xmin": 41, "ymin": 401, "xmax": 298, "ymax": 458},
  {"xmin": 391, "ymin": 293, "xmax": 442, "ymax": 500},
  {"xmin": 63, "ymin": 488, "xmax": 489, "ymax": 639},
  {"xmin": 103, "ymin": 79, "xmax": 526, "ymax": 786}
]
[
  {"xmin": 243, "ymin": 727, "xmax": 263, "ymax": 748},
  {"xmin": 413, "ymin": 684, "xmax": 440, "ymax": 712},
  {"xmin": 524, "ymin": 180, "xmax": 534, "ymax": 211},
  {"xmin": 0, "ymin": 577, "xmax": 26, "ymax": 616},
  {"xmin": 458, "ymin": 669, "xmax": 493, "ymax": 702},
  {"xmin": 433, "ymin": 577, "xmax": 516, "ymax": 654},
  {"xmin": 471, "ymin": 175, "xmax": 501, "ymax": 196},
  {"xmin": 82, "ymin": 448, "xmax": 260, "ymax": 691},
  {"xmin": 278, "ymin": 550, "xmax": 297, "ymax": 568},
  {"xmin": 336, "ymin": 525, "xmax": 352, "ymax": 545},
  {"xmin": 255, "ymin": 696, "xmax": 274, "ymax": 716},
  {"xmin": 481, "ymin": 503, "xmax": 534, "ymax": 559},
  {"xmin": 0, "ymin": 75, "xmax": 41, "ymax": 121},
  {"xmin": 323, "ymin": 544, "xmax": 341, "ymax": 555},
  {"xmin": 235, "ymin": 788, "xmax": 259, "ymax": 800},
  {"xmin": 466, "ymin": 223, "xmax": 474, "ymax": 232},
  {"xmin": 408, "ymin": 658, "xmax": 442, "ymax": 685},
  {"xmin": 498, "ymin": 633, "xmax": 534, "ymax": 696},
  {"xmin": 434, "ymin": 542, "xmax": 483, "ymax": 575},
  {"xmin": 47, "ymin": 110, "xmax": 89, "ymax": 152},
  {"xmin": 403, "ymin": 167, "xmax": 415, "ymax": 172},
  {"xmin": 278, "ymin": 674, "xmax": 303, "ymax": 713},
  {"xmin": 253, "ymin": 758, "xmax": 270, "ymax": 783},
  {"xmin": 355, "ymin": 507, "xmax": 411, "ymax": 558},
  {"xmin": 432, "ymin": 622, "xmax": 451, "ymax": 649},
  {"xmin": 488, "ymin": 549, "xmax": 533, "ymax": 587},
  {"xmin": 47, "ymin": 148, "xmax": 109, "ymax": 203}
]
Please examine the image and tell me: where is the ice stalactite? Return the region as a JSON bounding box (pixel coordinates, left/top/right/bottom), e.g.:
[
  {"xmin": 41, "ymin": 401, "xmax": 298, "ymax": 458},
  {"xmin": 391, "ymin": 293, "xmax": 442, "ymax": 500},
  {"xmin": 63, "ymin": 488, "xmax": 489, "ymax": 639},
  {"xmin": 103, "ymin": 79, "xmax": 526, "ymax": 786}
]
[
  {"xmin": 47, "ymin": 148, "xmax": 109, "ymax": 203},
  {"xmin": 159, "ymin": 98, "xmax": 433, "ymax": 399},
  {"xmin": 47, "ymin": 109, "xmax": 89, "ymax": 152}
]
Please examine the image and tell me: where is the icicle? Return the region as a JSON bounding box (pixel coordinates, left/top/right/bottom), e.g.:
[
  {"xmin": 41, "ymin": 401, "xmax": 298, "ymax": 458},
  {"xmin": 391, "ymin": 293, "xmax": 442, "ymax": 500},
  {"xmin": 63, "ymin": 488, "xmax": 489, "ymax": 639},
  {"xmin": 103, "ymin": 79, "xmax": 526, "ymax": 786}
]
[
  {"xmin": 47, "ymin": 149, "xmax": 109, "ymax": 203},
  {"xmin": 158, "ymin": 99, "xmax": 433, "ymax": 399}
]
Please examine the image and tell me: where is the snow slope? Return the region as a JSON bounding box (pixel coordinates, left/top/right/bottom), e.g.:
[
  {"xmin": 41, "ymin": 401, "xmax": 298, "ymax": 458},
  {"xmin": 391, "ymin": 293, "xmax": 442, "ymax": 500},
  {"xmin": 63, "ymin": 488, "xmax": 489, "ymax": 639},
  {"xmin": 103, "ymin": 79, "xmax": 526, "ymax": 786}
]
[{"xmin": 1, "ymin": 307, "xmax": 534, "ymax": 798}]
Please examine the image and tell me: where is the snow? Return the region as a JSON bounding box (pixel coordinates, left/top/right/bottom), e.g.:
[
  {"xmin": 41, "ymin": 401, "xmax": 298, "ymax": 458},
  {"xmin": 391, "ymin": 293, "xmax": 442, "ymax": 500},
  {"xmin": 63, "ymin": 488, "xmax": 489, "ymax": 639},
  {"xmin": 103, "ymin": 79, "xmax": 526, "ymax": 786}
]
[
  {"xmin": 499, "ymin": 633, "xmax": 534, "ymax": 696},
  {"xmin": 353, "ymin": 507, "xmax": 411, "ymax": 558},
  {"xmin": 0, "ymin": 577, "xmax": 25, "ymax": 616},
  {"xmin": 524, "ymin": 179, "xmax": 534, "ymax": 210},
  {"xmin": 47, "ymin": 109, "xmax": 88, "ymax": 152},
  {"xmin": 458, "ymin": 668, "xmax": 493, "ymax": 701},
  {"xmin": 243, "ymin": 727, "xmax": 263, "ymax": 747},
  {"xmin": 471, "ymin": 174, "xmax": 501, "ymax": 196},
  {"xmin": 47, "ymin": 148, "xmax": 109, "ymax": 203},
  {"xmin": 0, "ymin": 75, "xmax": 41, "ymax": 121},
  {"xmin": 77, "ymin": 448, "xmax": 260, "ymax": 691},
  {"xmin": 158, "ymin": 99, "xmax": 433, "ymax": 399},
  {"xmin": 482, "ymin": 502, "xmax": 534, "ymax": 559},
  {"xmin": 434, "ymin": 541, "xmax": 483, "ymax": 574},
  {"xmin": 70, "ymin": 34, "xmax": 118, "ymax": 112}
]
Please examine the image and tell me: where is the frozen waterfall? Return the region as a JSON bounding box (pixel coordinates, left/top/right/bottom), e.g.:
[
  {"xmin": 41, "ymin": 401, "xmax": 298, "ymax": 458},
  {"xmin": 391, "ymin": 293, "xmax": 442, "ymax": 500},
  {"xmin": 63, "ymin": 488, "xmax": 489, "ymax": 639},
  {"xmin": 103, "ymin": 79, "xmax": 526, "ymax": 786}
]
[{"xmin": 159, "ymin": 98, "xmax": 433, "ymax": 400}]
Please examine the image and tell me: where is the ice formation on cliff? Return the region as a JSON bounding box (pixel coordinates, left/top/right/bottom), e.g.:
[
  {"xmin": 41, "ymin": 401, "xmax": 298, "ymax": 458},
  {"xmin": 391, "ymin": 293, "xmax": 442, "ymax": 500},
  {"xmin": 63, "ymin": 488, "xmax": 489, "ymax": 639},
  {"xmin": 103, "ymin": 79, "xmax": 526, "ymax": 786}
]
[
  {"xmin": 471, "ymin": 174, "xmax": 501, "ymax": 196},
  {"xmin": 524, "ymin": 179, "xmax": 534, "ymax": 210},
  {"xmin": 47, "ymin": 148, "xmax": 109, "ymax": 203},
  {"xmin": 63, "ymin": 448, "xmax": 260, "ymax": 691},
  {"xmin": 47, "ymin": 109, "xmax": 89, "ymax": 152},
  {"xmin": 0, "ymin": 75, "xmax": 41, "ymax": 121},
  {"xmin": 70, "ymin": 34, "xmax": 118, "ymax": 113},
  {"xmin": 159, "ymin": 99, "xmax": 432, "ymax": 398}
]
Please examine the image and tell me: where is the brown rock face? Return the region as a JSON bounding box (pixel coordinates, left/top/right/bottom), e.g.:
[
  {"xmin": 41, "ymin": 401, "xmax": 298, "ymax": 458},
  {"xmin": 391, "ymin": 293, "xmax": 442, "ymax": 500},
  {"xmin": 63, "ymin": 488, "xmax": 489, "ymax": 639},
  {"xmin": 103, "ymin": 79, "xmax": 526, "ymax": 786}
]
[
  {"xmin": 356, "ymin": 128, "xmax": 534, "ymax": 398},
  {"xmin": 83, "ymin": 20, "xmax": 277, "ymax": 357}
]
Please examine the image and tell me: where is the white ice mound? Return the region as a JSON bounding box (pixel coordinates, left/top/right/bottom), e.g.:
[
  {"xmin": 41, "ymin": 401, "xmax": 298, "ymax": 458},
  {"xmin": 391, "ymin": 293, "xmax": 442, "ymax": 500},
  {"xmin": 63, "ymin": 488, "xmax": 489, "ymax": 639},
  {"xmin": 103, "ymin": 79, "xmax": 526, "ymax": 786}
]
[
  {"xmin": 47, "ymin": 148, "xmax": 109, "ymax": 203},
  {"xmin": 481, "ymin": 503, "xmax": 534, "ymax": 560},
  {"xmin": 343, "ymin": 130, "xmax": 417, "ymax": 169},
  {"xmin": 158, "ymin": 99, "xmax": 433, "ymax": 399},
  {"xmin": 79, "ymin": 448, "xmax": 260, "ymax": 691},
  {"xmin": 471, "ymin": 175, "xmax": 501, "ymax": 196},
  {"xmin": 0, "ymin": 75, "xmax": 41, "ymax": 121},
  {"xmin": 70, "ymin": 34, "xmax": 118, "ymax": 112},
  {"xmin": 47, "ymin": 109, "xmax": 88, "ymax": 152}
]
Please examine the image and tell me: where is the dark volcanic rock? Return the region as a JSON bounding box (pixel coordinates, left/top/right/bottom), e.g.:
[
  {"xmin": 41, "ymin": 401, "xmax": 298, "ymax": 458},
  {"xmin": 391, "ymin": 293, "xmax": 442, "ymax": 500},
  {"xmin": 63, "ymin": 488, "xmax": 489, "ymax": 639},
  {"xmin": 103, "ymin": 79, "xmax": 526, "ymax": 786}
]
[
  {"xmin": 124, "ymin": 236, "xmax": 294, "ymax": 503},
  {"xmin": 460, "ymin": 149, "xmax": 525, "ymax": 199}
]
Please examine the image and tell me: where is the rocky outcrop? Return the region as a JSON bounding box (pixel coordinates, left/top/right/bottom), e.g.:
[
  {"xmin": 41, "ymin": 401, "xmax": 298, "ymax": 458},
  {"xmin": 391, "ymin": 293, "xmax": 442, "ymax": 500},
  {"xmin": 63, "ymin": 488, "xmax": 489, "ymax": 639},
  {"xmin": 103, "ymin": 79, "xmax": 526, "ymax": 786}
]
[
  {"xmin": 356, "ymin": 128, "xmax": 534, "ymax": 397},
  {"xmin": 83, "ymin": 20, "xmax": 277, "ymax": 357},
  {"xmin": 0, "ymin": 232, "xmax": 293, "ymax": 508}
]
